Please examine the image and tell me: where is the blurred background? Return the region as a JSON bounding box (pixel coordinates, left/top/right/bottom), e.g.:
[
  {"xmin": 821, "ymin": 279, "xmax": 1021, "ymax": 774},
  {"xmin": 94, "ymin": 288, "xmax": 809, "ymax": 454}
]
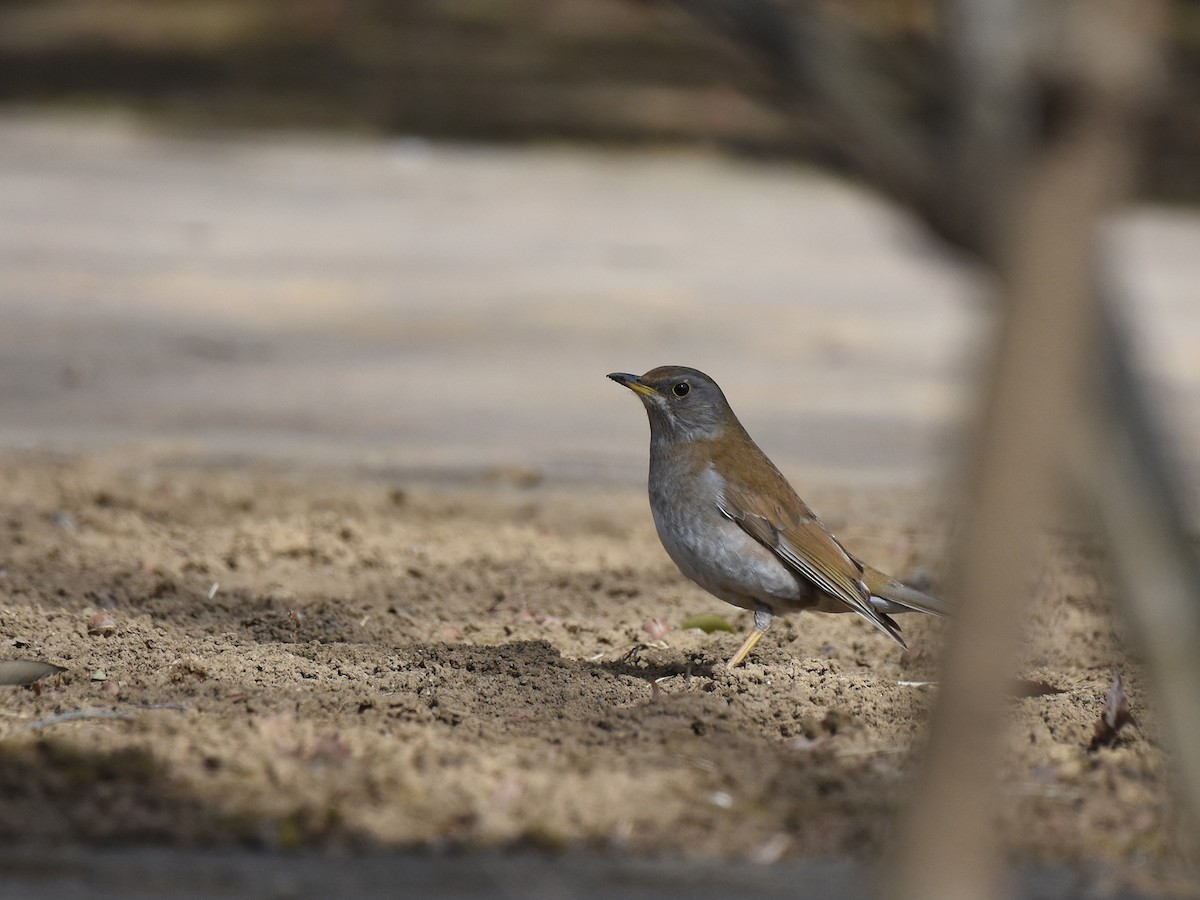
[
  {"xmin": 2, "ymin": 0, "xmax": 1198, "ymax": 194},
  {"xmin": 1, "ymin": 0, "xmax": 1199, "ymax": 491}
]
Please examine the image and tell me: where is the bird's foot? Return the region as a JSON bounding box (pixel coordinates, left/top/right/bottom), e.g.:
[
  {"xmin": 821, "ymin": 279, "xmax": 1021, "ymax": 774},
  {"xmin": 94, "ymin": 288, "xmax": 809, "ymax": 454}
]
[{"xmin": 725, "ymin": 606, "xmax": 773, "ymax": 669}]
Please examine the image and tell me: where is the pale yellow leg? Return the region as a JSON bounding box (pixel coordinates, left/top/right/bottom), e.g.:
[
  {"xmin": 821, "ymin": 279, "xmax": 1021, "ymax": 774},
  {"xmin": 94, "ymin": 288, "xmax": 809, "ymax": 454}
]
[
  {"xmin": 726, "ymin": 629, "xmax": 765, "ymax": 669},
  {"xmin": 725, "ymin": 606, "xmax": 773, "ymax": 670}
]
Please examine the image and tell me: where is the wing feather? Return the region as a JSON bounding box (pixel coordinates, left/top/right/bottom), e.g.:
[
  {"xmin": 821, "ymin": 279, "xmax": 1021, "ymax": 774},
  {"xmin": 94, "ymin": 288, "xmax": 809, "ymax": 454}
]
[{"xmin": 718, "ymin": 480, "xmax": 906, "ymax": 646}]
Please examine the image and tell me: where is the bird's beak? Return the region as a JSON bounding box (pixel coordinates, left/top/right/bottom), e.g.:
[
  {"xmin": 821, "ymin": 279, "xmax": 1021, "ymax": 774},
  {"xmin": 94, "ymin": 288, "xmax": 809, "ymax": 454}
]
[{"xmin": 608, "ymin": 372, "xmax": 659, "ymax": 399}]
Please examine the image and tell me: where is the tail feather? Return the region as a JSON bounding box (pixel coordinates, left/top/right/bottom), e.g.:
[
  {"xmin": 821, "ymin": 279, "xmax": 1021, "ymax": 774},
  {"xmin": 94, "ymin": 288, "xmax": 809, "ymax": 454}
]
[{"xmin": 862, "ymin": 566, "xmax": 950, "ymax": 617}]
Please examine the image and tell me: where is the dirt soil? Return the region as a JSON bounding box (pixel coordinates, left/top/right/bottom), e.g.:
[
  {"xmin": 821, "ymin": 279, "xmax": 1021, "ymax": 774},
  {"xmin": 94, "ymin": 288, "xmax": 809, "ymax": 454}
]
[{"xmin": 0, "ymin": 452, "xmax": 1195, "ymax": 895}]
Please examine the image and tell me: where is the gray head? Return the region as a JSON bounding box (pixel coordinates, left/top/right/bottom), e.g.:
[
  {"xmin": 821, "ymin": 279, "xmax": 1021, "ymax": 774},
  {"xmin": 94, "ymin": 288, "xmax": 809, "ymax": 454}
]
[{"xmin": 607, "ymin": 365, "xmax": 738, "ymax": 445}]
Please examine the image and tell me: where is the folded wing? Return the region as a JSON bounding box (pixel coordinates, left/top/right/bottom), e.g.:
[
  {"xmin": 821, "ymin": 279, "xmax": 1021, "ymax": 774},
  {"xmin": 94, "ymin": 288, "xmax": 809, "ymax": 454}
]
[{"xmin": 718, "ymin": 480, "xmax": 907, "ymax": 647}]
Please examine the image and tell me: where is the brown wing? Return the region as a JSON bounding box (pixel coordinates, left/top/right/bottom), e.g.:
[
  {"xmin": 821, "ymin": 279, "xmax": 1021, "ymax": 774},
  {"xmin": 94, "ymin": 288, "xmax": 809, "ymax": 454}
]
[{"xmin": 715, "ymin": 458, "xmax": 906, "ymax": 647}]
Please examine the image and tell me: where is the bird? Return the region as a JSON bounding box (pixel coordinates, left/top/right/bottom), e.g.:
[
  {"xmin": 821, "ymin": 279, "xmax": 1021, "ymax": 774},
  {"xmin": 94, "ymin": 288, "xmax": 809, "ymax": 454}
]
[{"xmin": 609, "ymin": 365, "xmax": 948, "ymax": 669}]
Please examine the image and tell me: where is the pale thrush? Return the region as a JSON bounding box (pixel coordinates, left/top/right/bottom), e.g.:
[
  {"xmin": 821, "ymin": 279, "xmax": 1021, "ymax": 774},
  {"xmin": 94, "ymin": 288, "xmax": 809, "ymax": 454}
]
[{"xmin": 609, "ymin": 365, "xmax": 947, "ymax": 669}]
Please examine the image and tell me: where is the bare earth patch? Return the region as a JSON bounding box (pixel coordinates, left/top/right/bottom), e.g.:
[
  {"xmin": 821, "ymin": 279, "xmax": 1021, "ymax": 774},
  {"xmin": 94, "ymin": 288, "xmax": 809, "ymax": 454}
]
[{"xmin": 0, "ymin": 453, "xmax": 1194, "ymax": 895}]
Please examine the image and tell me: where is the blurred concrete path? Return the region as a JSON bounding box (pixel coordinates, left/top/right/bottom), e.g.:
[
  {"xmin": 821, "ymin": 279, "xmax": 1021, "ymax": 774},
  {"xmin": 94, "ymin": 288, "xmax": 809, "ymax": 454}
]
[{"xmin": 1, "ymin": 112, "xmax": 1197, "ymax": 488}]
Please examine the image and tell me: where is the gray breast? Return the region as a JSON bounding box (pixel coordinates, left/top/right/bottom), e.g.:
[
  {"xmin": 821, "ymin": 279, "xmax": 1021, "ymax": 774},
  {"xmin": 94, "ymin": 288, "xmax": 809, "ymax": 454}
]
[{"xmin": 647, "ymin": 459, "xmax": 804, "ymax": 612}]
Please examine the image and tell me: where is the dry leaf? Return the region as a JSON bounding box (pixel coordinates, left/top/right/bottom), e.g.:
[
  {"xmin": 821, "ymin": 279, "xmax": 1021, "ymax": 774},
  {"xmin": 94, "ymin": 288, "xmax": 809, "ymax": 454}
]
[
  {"xmin": 1088, "ymin": 673, "xmax": 1135, "ymax": 751},
  {"xmin": 0, "ymin": 659, "xmax": 66, "ymax": 685}
]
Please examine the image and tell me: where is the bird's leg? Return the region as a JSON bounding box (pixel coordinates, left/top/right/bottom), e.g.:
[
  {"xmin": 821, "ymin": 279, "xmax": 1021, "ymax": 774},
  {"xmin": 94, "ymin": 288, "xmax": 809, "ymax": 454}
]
[{"xmin": 726, "ymin": 605, "xmax": 773, "ymax": 669}]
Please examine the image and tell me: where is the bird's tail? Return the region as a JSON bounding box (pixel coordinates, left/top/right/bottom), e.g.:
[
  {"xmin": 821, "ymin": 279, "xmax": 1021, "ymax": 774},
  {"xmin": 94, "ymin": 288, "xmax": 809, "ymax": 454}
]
[{"xmin": 862, "ymin": 566, "xmax": 950, "ymax": 617}]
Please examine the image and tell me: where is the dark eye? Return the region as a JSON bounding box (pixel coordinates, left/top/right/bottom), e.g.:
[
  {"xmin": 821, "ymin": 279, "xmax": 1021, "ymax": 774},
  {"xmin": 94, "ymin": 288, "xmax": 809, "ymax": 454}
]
[{"xmin": 672, "ymin": 382, "xmax": 690, "ymax": 397}]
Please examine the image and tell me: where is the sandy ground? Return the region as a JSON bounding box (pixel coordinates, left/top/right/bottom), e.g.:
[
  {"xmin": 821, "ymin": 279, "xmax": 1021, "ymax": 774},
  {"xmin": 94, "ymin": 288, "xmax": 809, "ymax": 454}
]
[
  {"xmin": 0, "ymin": 456, "xmax": 1194, "ymax": 896},
  {"xmin": 1, "ymin": 114, "xmax": 1200, "ymax": 896}
]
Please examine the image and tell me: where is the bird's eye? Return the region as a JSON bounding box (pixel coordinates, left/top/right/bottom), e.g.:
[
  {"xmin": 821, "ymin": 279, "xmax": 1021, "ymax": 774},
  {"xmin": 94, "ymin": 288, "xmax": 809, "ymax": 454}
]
[{"xmin": 672, "ymin": 382, "xmax": 690, "ymax": 397}]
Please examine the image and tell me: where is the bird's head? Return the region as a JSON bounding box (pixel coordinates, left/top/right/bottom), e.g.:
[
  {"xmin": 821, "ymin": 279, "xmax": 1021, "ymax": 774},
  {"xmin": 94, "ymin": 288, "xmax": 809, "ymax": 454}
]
[{"xmin": 608, "ymin": 366, "xmax": 736, "ymax": 445}]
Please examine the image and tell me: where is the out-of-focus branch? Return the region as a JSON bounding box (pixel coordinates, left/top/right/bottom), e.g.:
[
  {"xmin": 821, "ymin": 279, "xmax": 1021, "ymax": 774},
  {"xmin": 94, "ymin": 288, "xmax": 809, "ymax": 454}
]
[
  {"xmin": 890, "ymin": 6, "xmax": 1160, "ymax": 895},
  {"xmin": 645, "ymin": 2, "xmax": 1189, "ymax": 899}
]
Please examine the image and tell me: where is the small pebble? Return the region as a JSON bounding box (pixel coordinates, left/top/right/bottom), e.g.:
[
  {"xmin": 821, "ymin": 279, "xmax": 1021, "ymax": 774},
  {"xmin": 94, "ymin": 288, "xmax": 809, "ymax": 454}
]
[
  {"xmin": 644, "ymin": 618, "xmax": 670, "ymax": 641},
  {"xmin": 88, "ymin": 611, "xmax": 117, "ymax": 636},
  {"xmin": 709, "ymin": 790, "xmax": 734, "ymax": 809}
]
